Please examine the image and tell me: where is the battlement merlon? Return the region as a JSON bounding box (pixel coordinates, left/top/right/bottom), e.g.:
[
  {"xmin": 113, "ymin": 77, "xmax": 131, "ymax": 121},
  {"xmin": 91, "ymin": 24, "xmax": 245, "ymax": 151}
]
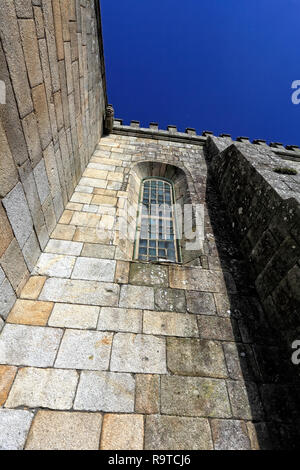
[{"xmin": 112, "ymin": 119, "xmax": 300, "ymax": 162}]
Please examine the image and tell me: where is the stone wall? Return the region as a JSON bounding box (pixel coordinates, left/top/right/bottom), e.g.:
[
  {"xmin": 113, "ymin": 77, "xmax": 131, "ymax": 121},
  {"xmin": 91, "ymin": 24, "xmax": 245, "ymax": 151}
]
[
  {"xmin": 0, "ymin": 0, "xmax": 107, "ymax": 326},
  {"xmin": 206, "ymin": 136, "xmax": 300, "ymax": 348}
]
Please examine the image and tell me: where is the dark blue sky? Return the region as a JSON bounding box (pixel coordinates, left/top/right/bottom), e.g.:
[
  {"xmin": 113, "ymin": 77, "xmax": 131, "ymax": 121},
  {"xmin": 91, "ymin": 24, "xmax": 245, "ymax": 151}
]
[{"xmin": 101, "ymin": 0, "xmax": 300, "ymax": 146}]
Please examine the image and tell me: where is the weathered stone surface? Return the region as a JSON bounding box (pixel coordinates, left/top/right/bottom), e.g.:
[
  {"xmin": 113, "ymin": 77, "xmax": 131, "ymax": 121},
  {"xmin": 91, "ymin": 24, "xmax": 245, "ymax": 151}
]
[
  {"xmin": 74, "ymin": 371, "xmax": 135, "ymax": 412},
  {"xmin": 32, "ymin": 84, "xmax": 52, "ymax": 150},
  {"xmin": 0, "ymin": 324, "xmax": 62, "ymax": 367},
  {"xmin": 98, "ymin": 307, "xmax": 142, "ymax": 333},
  {"xmin": 0, "ymin": 202, "xmax": 14, "ymax": 258},
  {"xmin": 41, "ymin": 0, "xmax": 60, "ymax": 92},
  {"xmin": 145, "ymin": 415, "xmax": 213, "ymax": 450},
  {"xmin": 115, "ymin": 260, "xmax": 130, "ymax": 283},
  {"xmin": 82, "ymin": 243, "xmax": 115, "ymax": 259},
  {"xmin": 0, "ymin": 0, "xmax": 33, "ymax": 118},
  {"xmin": 167, "ymin": 337, "xmax": 228, "ymax": 378},
  {"xmin": 71, "ymin": 192, "xmax": 93, "ymax": 204},
  {"xmin": 135, "ymin": 374, "xmax": 160, "ymax": 414},
  {"xmin": 73, "ymin": 226, "xmax": 112, "ymax": 244},
  {"xmin": 22, "ymin": 231, "xmax": 41, "ymax": 272},
  {"xmin": 0, "ymin": 121, "xmax": 18, "ymax": 197},
  {"xmin": 0, "ymin": 409, "xmax": 33, "ymax": 450},
  {"xmin": 33, "ymin": 253, "xmax": 76, "ymax": 278},
  {"xmin": 71, "ymin": 257, "xmax": 116, "ymax": 282},
  {"xmin": 161, "ymin": 376, "xmax": 231, "ymax": 418},
  {"xmin": 110, "ymin": 333, "xmax": 167, "ymax": 374},
  {"xmin": 51, "ymin": 224, "xmax": 76, "ymax": 240},
  {"xmin": 198, "ymin": 315, "xmax": 236, "ymax": 341},
  {"xmin": 34, "ymin": 6, "xmax": 44, "ymax": 39},
  {"xmin": 186, "ymin": 290, "xmax": 216, "ymax": 315},
  {"xmin": 55, "ymin": 330, "xmax": 113, "ymax": 370},
  {"xmin": 26, "ymin": 410, "xmax": 102, "ymax": 450},
  {"xmin": 0, "ymin": 239, "xmax": 29, "ymax": 291},
  {"xmin": 5, "ymin": 367, "xmax": 78, "ymax": 410},
  {"xmin": 14, "ymin": 0, "xmax": 33, "ymax": 18},
  {"xmin": 227, "ymin": 380, "xmax": 264, "ymax": 420},
  {"xmin": 45, "ymin": 239, "xmax": 83, "ymax": 256},
  {"xmin": 119, "ymin": 284, "xmax": 155, "ymax": 310},
  {"xmin": 20, "ymin": 276, "xmax": 47, "ymax": 300},
  {"xmin": 100, "ymin": 414, "xmax": 144, "ymax": 450},
  {"xmin": 143, "ymin": 310, "xmax": 198, "ymax": 337},
  {"xmin": 26, "ymin": 411, "xmax": 102, "ymax": 450},
  {"xmin": 129, "ymin": 263, "xmax": 168, "ymax": 287},
  {"xmin": 33, "ymin": 159, "xmax": 51, "ymax": 204},
  {"xmin": 154, "ymin": 288, "xmax": 186, "ymax": 313},
  {"xmin": 19, "ymin": 19, "xmax": 43, "ymax": 87},
  {"xmin": 210, "ymin": 419, "xmax": 251, "ymax": 450},
  {"xmin": 7, "ymin": 299, "xmax": 53, "ymax": 326},
  {"xmin": 52, "ymin": 0, "xmax": 64, "ymax": 60},
  {"xmin": 21, "ymin": 112, "xmax": 43, "ymax": 167},
  {"xmin": 223, "ymin": 342, "xmax": 261, "ymax": 382},
  {"xmin": 0, "ymin": 366, "xmax": 17, "ymax": 406},
  {"xmin": 169, "ymin": 266, "xmax": 229, "ymax": 292},
  {"xmin": 2, "ymin": 182, "xmax": 33, "ymax": 248},
  {"xmin": 49, "ymin": 303, "xmax": 99, "ymax": 329},
  {"xmin": 39, "ymin": 278, "xmax": 120, "ymax": 306},
  {"xmin": 0, "ymin": 278, "xmax": 17, "ymax": 320}
]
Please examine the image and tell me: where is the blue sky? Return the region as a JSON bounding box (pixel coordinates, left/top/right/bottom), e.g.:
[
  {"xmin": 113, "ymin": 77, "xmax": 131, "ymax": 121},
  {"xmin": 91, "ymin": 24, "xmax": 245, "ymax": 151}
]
[{"xmin": 101, "ymin": 0, "xmax": 300, "ymax": 146}]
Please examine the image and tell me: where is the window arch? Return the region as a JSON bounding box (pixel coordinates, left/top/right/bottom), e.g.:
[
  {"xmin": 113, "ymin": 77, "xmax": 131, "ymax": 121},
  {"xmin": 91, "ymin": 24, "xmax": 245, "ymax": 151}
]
[{"xmin": 134, "ymin": 178, "xmax": 181, "ymax": 263}]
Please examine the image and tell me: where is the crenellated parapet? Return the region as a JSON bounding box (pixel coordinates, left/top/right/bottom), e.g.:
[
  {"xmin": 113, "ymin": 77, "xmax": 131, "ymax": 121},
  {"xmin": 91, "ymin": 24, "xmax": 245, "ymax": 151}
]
[{"xmin": 113, "ymin": 119, "xmax": 300, "ymax": 162}]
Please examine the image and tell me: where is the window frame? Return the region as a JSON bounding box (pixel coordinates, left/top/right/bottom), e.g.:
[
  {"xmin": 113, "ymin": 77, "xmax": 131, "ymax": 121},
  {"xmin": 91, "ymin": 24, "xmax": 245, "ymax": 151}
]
[{"xmin": 133, "ymin": 177, "xmax": 182, "ymax": 263}]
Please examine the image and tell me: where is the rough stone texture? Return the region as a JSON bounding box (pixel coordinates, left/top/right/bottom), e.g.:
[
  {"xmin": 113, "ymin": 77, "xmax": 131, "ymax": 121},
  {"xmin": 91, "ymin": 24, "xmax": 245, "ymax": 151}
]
[
  {"xmin": 135, "ymin": 374, "xmax": 160, "ymax": 414},
  {"xmin": 0, "ymin": 202, "xmax": 14, "ymax": 258},
  {"xmin": 0, "ymin": 239, "xmax": 29, "ymax": 292},
  {"xmin": 74, "ymin": 371, "xmax": 135, "ymax": 412},
  {"xmin": 0, "ymin": 365, "xmax": 17, "ymax": 406},
  {"xmin": 2, "ymin": 183, "xmax": 33, "ymax": 249},
  {"xmin": 0, "ymin": 0, "xmax": 106, "ymax": 329},
  {"xmin": 186, "ymin": 290, "xmax": 216, "ymax": 315},
  {"xmin": 154, "ymin": 288, "xmax": 186, "ymax": 313},
  {"xmin": 33, "ymin": 253, "xmax": 76, "ymax": 278},
  {"xmin": 0, "ymin": 410, "xmax": 34, "ymax": 450},
  {"xmin": 143, "ymin": 310, "xmax": 198, "ymax": 337},
  {"xmin": 7, "ymin": 299, "xmax": 53, "ymax": 326},
  {"xmin": 167, "ymin": 337, "xmax": 228, "ymax": 378},
  {"xmin": 0, "ymin": 279, "xmax": 17, "ymax": 320},
  {"xmin": 161, "ymin": 376, "xmax": 231, "ymax": 418},
  {"xmin": 0, "ymin": 324, "xmax": 62, "ymax": 367},
  {"xmin": 25, "ymin": 411, "xmax": 102, "ymax": 450},
  {"xmin": 129, "ymin": 263, "xmax": 168, "ymax": 287},
  {"xmin": 198, "ymin": 315, "xmax": 236, "ymax": 341},
  {"xmin": 100, "ymin": 414, "xmax": 144, "ymax": 450},
  {"xmin": 49, "ymin": 303, "xmax": 99, "ymax": 330},
  {"xmin": 45, "ymin": 239, "xmax": 83, "ymax": 256},
  {"xmin": 145, "ymin": 415, "xmax": 213, "ymax": 450},
  {"xmin": 110, "ymin": 333, "xmax": 167, "ymax": 374},
  {"xmin": 81, "ymin": 243, "xmax": 115, "ymax": 259},
  {"xmin": 98, "ymin": 307, "xmax": 142, "ymax": 333},
  {"xmin": 55, "ymin": 329, "xmax": 113, "ymax": 371},
  {"xmin": 39, "ymin": 278, "xmax": 120, "ymax": 306},
  {"xmin": 169, "ymin": 266, "xmax": 228, "ymax": 292},
  {"xmin": 210, "ymin": 419, "xmax": 251, "ymax": 450},
  {"xmin": 20, "ymin": 276, "xmax": 46, "ymax": 300},
  {"xmin": 71, "ymin": 257, "xmax": 116, "ymax": 282},
  {"xmin": 119, "ymin": 284, "xmax": 155, "ymax": 310},
  {"xmin": 5, "ymin": 367, "xmax": 78, "ymax": 410}
]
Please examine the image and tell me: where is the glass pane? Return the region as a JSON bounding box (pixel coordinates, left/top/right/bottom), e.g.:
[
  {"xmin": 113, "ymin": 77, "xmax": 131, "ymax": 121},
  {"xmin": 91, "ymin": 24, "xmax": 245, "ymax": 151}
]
[{"xmin": 136, "ymin": 179, "xmax": 179, "ymax": 262}]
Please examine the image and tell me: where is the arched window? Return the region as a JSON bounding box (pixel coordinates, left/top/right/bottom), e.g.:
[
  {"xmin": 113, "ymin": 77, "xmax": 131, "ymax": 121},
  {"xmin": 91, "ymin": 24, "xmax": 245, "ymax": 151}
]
[{"xmin": 134, "ymin": 178, "xmax": 181, "ymax": 263}]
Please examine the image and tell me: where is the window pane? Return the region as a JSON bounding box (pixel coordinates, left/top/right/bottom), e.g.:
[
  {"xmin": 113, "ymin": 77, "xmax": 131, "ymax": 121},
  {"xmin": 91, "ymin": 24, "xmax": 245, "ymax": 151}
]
[{"xmin": 136, "ymin": 178, "xmax": 179, "ymax": 263}]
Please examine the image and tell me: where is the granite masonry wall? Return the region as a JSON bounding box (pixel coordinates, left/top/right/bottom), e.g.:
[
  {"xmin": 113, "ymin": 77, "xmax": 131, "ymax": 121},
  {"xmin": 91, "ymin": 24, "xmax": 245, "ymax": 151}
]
[
  {"xmin": 0, "ymin": 0, "xmax": 107, "ymax": 326},
  {"xmin": 206, "ymin": 136, "xmax": 300, "ymax": 349}
]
